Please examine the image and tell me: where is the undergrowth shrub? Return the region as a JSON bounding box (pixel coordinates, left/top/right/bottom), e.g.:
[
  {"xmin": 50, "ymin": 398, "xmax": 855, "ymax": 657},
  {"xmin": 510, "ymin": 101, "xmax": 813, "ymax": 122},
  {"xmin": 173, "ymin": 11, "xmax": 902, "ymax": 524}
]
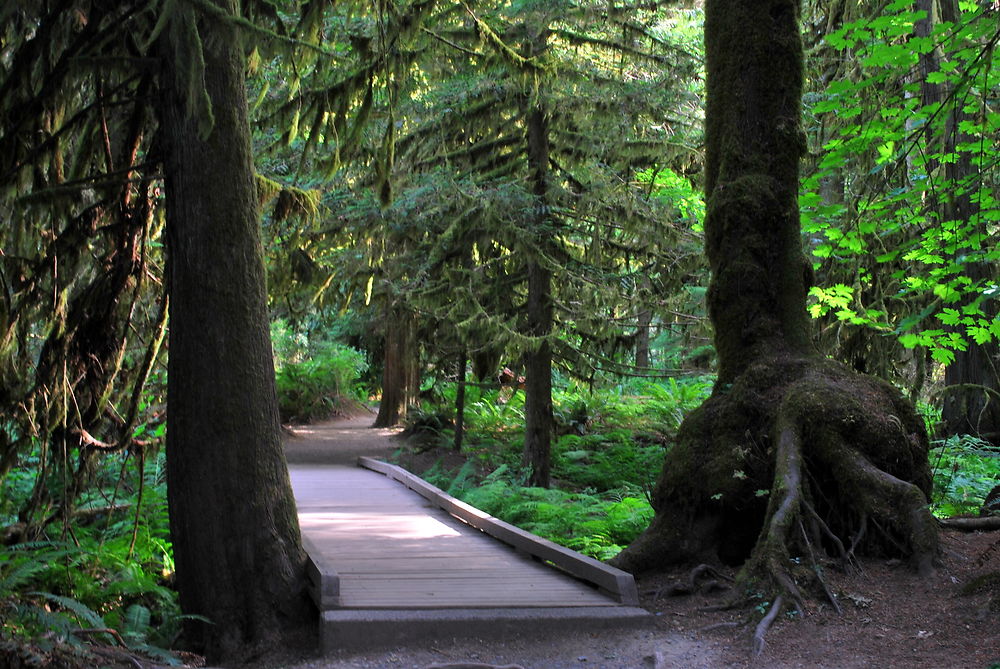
[
  {"xmin": 1, "ymin": 450, "xmax": 188, "ymax": 665},
  {"xmin": 405, "ymin": 377, "xmax": 715, "ymax": 560},
  {"xmin": 454, "ymin": 467, "xmax": 653, "ymax": 560},
  {"xmin": 552, "ymin": 431, "xmax": 664, "ymax": 493},
  {"xmin": 930, "ymin": 434, "xmax": 1000, "ymax": 517},
  {"xmin": 272, "ymin": 319, "xmax": 368, "ymax": 422}
]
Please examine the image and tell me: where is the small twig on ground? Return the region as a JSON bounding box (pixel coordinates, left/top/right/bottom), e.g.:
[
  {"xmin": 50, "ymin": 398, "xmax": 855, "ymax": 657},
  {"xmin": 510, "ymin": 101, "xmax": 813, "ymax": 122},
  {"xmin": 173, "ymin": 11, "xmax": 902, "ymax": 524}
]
[{"xmin": 699, "ymin": 620, "xmax": 743, "ymax": 633}]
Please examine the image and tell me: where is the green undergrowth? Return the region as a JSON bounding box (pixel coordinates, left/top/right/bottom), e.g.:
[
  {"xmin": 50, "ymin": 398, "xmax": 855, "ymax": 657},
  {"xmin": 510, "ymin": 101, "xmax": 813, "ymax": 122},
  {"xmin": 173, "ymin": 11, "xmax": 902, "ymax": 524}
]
[
  {"xmin": 929, "ymin": 434, "xmax": 1000, "ymax": 518},
  {"xmin": 430, "ymin": 464, "xmax": 654, "ymax": 560},
  {"xmin": 408, "ymin": 378, "xmax": 1000, "ymax": 561},
  {"xmin": 404, "ymin": 375, "xmax": 714, "ymax": 560},
  {"xmin": 1, "ymin": 450, "xmax": 191, "ymax": 666},
  {"xmin": 271, "ymin": 318, "xmax": 369, "ymax": 422}
]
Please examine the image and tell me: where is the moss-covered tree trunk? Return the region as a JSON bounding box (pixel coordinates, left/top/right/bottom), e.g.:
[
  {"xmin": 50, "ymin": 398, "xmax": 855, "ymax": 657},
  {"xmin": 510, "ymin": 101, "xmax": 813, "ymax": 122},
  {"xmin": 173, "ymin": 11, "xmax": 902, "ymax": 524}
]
[
  {"xmin": 933, "ymin": 0, "xmax": 1000, "ymax": 445},
  {"xmin": 374, "ymin": 308, "xmax": 417, "ymax": 427},
  {"xmin": 612, "ymin": 0, "xmax": 938, "ymax": 620},
  {"xmin": 522, "ymin": 101, "xmax": 554, "ymax": 489},
  {"xmin": 159, "ymin": 0, "xmax": 309, "ymax": 660},
  {"xmin": 635, "ymin": 309, "xmax": 652, "ymax": 371}
]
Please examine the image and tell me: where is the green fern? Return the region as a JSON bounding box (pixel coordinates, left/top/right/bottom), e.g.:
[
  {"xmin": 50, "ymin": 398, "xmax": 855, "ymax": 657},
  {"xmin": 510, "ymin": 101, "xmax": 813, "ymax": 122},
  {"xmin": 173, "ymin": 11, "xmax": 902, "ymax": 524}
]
[
  {"xmin": 930, "ymin": 434, "xmax": 1000, "ymax": 517},
  {"xmin": 0, "ymin": 558, "xmax": 48, "ymax": 596},
  {"xmin": 29, "ymin": 591, "xmax": 107, "ymax": 630}
]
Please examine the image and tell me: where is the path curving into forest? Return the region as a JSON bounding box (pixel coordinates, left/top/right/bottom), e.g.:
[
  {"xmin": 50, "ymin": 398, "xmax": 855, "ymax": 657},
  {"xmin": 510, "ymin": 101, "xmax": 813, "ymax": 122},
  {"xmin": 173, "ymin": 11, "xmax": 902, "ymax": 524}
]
[{"xmin": 283, "ymin": 412, "xmax": 400, "ymax": 466}]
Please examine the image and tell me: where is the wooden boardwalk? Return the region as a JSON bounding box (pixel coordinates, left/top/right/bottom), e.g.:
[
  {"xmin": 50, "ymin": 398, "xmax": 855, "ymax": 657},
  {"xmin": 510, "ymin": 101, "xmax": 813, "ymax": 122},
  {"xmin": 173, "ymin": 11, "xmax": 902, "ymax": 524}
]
[{"xmin": 288, "ymin": 458, "xmax": 649, "ymax": 650}]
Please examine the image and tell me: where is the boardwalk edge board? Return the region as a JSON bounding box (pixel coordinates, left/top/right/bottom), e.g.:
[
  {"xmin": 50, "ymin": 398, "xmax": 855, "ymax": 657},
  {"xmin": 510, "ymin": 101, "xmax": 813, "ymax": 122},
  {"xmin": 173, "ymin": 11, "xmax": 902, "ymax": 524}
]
[
  {"xmin": 302, "ymin": 534, "xmax": 340, "ymax": 609},
  {"xmin": 357, "ymin": 456, "xmax": 641, "ymax": 606},
  {"xmin": 319, "ymin": 606, "xmax": 653, "ymax": 653}
]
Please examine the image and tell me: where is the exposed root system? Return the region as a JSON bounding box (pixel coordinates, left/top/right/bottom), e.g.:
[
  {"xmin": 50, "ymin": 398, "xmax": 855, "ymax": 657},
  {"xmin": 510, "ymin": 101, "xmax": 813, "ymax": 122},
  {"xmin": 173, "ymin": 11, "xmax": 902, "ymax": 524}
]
[{"xmin": 612, "ymin": 355, "xmax": 940, "ymax": 652}]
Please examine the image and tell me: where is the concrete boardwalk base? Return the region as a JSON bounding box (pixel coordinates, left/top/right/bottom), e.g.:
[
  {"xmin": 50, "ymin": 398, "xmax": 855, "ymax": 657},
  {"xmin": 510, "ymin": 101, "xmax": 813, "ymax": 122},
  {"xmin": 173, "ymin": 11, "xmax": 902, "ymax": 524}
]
[{"xmin": 289, "ymin": 460, "xmax": 650, "ymax": 651}]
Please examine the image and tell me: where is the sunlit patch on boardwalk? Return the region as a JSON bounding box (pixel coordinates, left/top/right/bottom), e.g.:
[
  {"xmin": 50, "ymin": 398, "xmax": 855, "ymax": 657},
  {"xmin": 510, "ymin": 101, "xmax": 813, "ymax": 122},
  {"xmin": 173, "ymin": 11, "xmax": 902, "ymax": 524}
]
[{"xmin": 300, "ymin": 512, "xmax": 464, "ymax": 541}]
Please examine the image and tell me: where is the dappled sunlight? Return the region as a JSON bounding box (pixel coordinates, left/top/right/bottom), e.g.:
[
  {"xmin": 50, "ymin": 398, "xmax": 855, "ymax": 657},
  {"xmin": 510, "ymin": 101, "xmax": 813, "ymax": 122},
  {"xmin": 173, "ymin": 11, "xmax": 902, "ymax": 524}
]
[{"xmin": 300, "ymin": 511, "xmax": 462, "ymax": 541}]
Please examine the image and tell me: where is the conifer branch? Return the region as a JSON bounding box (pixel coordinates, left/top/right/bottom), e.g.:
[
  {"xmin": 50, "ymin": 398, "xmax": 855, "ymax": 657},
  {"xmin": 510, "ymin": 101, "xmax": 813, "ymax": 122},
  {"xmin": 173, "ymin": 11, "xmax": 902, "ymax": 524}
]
[
  {"xmin": 421, "ymin": 26, "xmax": 483, "ymax": 57},
  {"xmin": 459, "ymin": 1, "xmax": 548, "ymax": 72},
  {"xmin": 176, "ymin": 0, "xmax": 348, "ymax": 61}
]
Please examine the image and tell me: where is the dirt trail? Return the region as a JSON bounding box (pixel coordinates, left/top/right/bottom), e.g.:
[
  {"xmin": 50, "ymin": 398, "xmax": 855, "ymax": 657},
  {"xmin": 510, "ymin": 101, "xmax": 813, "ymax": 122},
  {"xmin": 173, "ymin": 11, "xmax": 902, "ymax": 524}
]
[{"xmin": 284, "ymin": 412, "xmax": 399, "ymax": 466}]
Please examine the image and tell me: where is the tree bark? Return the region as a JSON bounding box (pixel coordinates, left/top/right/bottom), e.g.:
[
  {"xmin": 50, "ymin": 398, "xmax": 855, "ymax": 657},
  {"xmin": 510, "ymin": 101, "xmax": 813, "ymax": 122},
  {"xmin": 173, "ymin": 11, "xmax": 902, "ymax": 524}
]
[
  {"xmin": 635, "ymin": 309, "xmax": 652, "ymax": 371},
  {"xmin": 613, "ymin": 0, "xmax": 937, "ymax": 609},
  {"xmin": 702, "ymin": 0, "xmax": 812, "ymax": 384},
  {"xmin": 522, "ymin": 101, "xmax": 554, "ymax": 489},
  {"xmin": 159, "ymin": 1, "xmax": 308, "ymax": 659},
  {"xmin": 374, "ymin": 308, "xmax": 417, "ymax": 427},
  {"xmin": 454, "ymin": 352, "xmax": 467, "ymax": 451},
  {"xmin": 935, "ymin": 2, "xmax": 1000, "ymax": 444},
  {"xmin": 374, "ymin": 310, "xmax": 405, "ymax": 427}
]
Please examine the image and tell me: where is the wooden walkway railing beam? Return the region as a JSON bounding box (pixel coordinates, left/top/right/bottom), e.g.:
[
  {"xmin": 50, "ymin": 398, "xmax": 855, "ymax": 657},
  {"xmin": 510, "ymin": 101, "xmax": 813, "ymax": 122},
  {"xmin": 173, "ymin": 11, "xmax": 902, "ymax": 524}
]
[{"xmin": 357, "ymin": 456, "xmax": 640, "ymax": 606}]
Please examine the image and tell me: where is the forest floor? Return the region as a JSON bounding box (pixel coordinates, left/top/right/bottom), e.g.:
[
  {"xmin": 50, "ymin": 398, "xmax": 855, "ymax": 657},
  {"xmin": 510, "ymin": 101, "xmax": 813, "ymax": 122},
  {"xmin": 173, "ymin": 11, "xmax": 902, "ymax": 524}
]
[{"xmin": 264, "ymin": 414, "xmax": 1000, "ymax": 669}]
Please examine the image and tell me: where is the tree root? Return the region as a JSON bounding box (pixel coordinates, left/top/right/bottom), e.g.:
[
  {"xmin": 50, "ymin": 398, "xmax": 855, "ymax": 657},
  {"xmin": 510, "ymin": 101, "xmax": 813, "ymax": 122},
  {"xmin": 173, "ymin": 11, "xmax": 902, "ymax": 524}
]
[
  {"xmin": 649, "ymin": 563, "xmax": 733, "ymax": 599},
  {"xmin": 745, "ymin": 420, "xmax": 807, "ymax": 614},
  {"xmin": 614, "ymin": 356, "xmax": 940, "ymax": 661},
  {"xmin": 699, "ymin": 620, "xmax": 745, "ymax": 633},
  {"xmin": 751, "ymin": 595, "xmax": 783, "ymax": 659},
  {"xmin": 847, "ymin": 513, "xmax": 867, "ymax": 563},
  {"xmin": 801, "ymin": 499, "xmax": 850, "ymax": 570},
  {"xmin": 822, "ymin": 440, "xmax": 938, "ymax": 575},
  {"xmin": 797, "ymin": 519, "xmax": 841, "ymax": 614},
  {"xmin": 740, "ymin": 388, "xmax": 938, "ymax": 654}
]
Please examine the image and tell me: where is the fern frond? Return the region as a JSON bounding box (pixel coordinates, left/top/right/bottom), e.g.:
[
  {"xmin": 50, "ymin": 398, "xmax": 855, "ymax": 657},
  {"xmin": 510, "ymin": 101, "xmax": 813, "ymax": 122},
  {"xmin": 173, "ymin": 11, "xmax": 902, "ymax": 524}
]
[
  {"xmin": 28, "ymin": 591, "xmax": 107, "ymax": 631},
  {"xmin": 0, "ymin": 560, "xmax": 48, "ymax": 595}
]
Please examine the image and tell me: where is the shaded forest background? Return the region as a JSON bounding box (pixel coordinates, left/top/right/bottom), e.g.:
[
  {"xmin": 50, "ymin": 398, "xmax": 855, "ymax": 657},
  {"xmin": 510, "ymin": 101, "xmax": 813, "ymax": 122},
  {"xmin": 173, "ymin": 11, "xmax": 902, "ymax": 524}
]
[{"xmin": 1, "ymin": 0, "xmax": 998, "ymax": 665}]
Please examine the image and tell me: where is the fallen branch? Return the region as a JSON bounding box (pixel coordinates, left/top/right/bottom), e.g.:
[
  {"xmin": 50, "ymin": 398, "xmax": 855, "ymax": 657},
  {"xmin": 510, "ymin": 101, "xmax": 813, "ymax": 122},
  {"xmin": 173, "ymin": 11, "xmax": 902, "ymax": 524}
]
[
  {"xmin": 939, "ymin": 516, "xmax": 1000, "ymax": 532},
  {"xmin": 650, "ymin": 563, "xmax": 732, "ymax": 598}
]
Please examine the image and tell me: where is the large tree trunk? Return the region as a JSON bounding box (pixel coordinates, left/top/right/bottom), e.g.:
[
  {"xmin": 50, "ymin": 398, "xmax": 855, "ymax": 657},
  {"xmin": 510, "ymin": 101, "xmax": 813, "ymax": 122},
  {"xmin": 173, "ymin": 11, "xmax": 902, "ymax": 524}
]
[
  {"xmin": 635, "ymin": 309, "xmax": 652, "ymax": 371},
  {"xmin": 374, "ymin": 308, "xmax": 417, "ymax": 427},
  {"xmin": 159, "ymin": 1, "xmax": 309, "ymax": 659},
  {"xmin": 934, "ymin": 0, "xmax": 1000, "ymax": 444},
  {"xmin": 523, "ymin": 260, "xmax": 553, "ymax": 487},
  {"xmin": 522, "ymin": 102, "xmax": 554, "ymax": 489},
  {"xmin": 612, "ymin": 0, "xmax": 937, "ymax": 617},
  {"xmin": 943, "ymin": 322, "xmax": 1000, "ymax": 442}
]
